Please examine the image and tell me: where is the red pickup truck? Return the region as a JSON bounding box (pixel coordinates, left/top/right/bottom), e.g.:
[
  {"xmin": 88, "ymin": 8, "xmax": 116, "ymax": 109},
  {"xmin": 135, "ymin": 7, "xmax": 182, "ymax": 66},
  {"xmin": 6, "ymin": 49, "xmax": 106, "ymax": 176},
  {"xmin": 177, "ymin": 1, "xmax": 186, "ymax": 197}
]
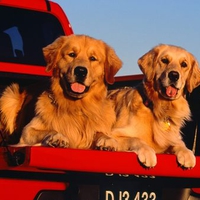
[{"xmin": 0, "ymin": 1, "xmax": 200, "ymax": 200}]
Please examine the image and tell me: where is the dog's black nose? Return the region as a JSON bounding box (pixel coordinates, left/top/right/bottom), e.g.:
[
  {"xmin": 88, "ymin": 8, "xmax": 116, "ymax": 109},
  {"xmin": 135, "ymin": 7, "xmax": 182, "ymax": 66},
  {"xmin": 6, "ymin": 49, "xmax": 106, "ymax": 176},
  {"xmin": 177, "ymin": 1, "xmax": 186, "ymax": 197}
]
[
  {"xmin": 168, "ymin": 71, "xmax": 179, "ymax": 82},
  {"xmin": 74, "ymin": 66, "xmax": 87, "ymax": 81}
]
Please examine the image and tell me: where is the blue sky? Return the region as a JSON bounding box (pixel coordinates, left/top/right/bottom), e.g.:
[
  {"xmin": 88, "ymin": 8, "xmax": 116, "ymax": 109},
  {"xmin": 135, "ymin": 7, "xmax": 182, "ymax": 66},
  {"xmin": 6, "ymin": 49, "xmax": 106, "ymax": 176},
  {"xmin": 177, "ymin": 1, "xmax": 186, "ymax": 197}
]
[{"xmin": 54, "ymin": 0, "xmax": 200, "ymax": 76}]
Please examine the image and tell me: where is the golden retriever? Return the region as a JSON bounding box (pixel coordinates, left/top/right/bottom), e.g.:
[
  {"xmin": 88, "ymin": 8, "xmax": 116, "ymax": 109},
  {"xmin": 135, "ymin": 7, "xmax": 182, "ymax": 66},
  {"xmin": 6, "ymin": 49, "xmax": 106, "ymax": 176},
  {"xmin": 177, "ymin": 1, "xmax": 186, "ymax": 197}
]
[
  {"xmin": 96, "ymin": 44, "xmax": 200, "ymax": 168},
  {"xmin": 0, "ymin": 34, "xmax": 122, "ymax": 148}
]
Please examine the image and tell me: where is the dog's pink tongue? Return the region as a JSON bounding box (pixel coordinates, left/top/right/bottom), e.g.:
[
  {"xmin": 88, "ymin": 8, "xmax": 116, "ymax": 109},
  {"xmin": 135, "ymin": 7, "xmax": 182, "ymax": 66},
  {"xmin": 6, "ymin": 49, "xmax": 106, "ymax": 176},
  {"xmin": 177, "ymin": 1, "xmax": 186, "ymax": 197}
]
[
  {"xmin": 71, "ymin": 82, "xmax": 86, "ymax": 93},
  {"xmin": 166, "ymin": 86, "xmax": 177, "ymax": 97}
]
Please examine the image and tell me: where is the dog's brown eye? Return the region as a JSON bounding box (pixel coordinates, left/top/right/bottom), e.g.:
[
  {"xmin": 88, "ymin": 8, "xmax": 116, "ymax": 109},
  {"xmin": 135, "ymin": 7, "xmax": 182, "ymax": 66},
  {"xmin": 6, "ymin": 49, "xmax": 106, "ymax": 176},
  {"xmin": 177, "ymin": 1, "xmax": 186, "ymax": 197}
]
[
  {"xmin": 181, "ymin": 61, "xmax": 187, "ymax": 68},
  {"xmin": 89, "ymin": 56, "xmax": 97, "ymax": 61},
  {"xmin": 68, "ymin": 52, "xmax": 76, "ymax": 58},
  {"xmin": 161, "ymin": 58, "xmax": 169, "ymax": 64}
]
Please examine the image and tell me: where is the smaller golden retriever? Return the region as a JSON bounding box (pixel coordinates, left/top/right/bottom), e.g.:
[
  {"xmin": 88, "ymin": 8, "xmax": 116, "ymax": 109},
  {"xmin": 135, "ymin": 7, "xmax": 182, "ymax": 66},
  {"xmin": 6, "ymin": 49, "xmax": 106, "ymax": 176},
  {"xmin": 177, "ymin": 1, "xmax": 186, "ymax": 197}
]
[
  {"xmin": 0, "ymin": 35, "xmax": 122, "ymax": 148},
  {"xmin": 96, "ymin": 44, "xmax": 200, "ymax": 168}
]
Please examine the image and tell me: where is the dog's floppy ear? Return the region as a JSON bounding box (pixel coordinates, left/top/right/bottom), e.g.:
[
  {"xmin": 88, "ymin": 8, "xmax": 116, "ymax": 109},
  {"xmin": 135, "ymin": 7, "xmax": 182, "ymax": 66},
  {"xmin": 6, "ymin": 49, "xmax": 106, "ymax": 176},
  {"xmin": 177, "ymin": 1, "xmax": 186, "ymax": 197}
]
[
  {"xmin": 43, "ymin": 36, "xmax": 67, "ymax": 72},
  {"xmin": 138, "ymin": 46, "xmax": 160, "ymax": 81},
  {"xmin": 186, "ymin": 54, "xmax": 200, "ymax": 93},
  {"xmin": 104, "ymin": 45, "xmax": 122, "ymax": 84}
]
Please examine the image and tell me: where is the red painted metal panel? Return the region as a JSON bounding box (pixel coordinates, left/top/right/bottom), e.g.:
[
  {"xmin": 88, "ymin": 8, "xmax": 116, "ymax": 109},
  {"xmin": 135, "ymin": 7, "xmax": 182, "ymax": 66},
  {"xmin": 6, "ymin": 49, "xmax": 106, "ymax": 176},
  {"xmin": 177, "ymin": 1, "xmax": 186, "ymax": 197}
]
[
  {"xmin": 24, "ymin": 147, "xmax": 200, "ymax": 178},
  {"xmin": 0, "ymin": 178, "xmax": 68, "ymax": 200},
  {"xmin": 115, "ymin": 74, "xmax": 143, "ymax": 82},
  {"xmin": 0, "ymin": 0, "xmax": 49, "ymax": 11},
  {"xmin": 0, "ymin": 62, "xmax": 51, "ymax": 76},
  {"xmin": 192, "ymin": 188, "xmax": 200, "ymax": 194},
  {"xmin": 49, "ymin": 1, "xmax": 73, "ymax": 36}
]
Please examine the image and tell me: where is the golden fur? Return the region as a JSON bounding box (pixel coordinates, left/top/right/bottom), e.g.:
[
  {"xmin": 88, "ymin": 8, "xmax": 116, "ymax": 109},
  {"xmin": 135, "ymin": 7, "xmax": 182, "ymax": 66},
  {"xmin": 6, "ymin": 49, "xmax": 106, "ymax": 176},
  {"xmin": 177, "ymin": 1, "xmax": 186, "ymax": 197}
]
[
  {"xmin": 0, "ymin": 35, "xmax": 122, "ymax": 148},
  {"xmin": 96, "ymin": 44, "xmax": 200, "ymax": 168},
  {"xmin": 0, "ymin": 83, "xmax": 26, "ymax": 134}
]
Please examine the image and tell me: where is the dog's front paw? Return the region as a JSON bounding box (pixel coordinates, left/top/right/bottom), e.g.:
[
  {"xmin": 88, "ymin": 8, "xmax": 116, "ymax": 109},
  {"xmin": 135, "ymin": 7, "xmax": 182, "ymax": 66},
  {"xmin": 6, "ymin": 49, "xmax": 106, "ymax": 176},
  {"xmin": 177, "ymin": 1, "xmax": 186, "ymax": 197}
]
[
  {"xmin": 42, "ymin": 132, "xmax": 69, "ymax": 148},
  {"xmin": 95, "ymin": 135, "xmax": 118, "ymax": 151},
  {"xmin": 137, "ymin": 146, "xmax": 157, "ymax": 168},
  {"xmin": 176, "ymin": 149, "xmax": 196, "ymax": 168}
]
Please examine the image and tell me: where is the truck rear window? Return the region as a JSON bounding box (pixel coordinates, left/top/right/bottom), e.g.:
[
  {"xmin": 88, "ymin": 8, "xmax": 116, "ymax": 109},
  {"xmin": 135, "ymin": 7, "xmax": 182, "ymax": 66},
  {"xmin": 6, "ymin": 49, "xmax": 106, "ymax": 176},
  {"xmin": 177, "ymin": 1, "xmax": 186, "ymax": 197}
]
[{"xmin": 0, "ymin": 5, "xmax": 65, "ymax": 66}]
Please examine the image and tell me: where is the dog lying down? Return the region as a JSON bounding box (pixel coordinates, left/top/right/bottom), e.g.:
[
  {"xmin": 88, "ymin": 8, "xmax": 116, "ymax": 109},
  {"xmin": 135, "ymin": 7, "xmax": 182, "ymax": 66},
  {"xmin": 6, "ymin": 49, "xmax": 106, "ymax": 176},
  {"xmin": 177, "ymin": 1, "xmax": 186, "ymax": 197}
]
[
  {"xmin": 96, "ymin": 44, "xmax": 200, "ymax": 168},
  {"xmin": 0, "ymin": 34, "xmax": 122, "ymax": 149},
  {"xmin": 0, "ymin": 38, "xmax": 199, "ymax": 169}
]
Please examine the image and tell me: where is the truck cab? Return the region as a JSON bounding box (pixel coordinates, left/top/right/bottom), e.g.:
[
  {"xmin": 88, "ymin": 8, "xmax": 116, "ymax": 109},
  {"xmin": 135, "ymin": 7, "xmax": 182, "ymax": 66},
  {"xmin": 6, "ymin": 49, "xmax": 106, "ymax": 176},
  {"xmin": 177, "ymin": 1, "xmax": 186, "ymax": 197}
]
[
  {"xmin": 0, "ymin": 1, "xmax": 200, "ymax": 200},
  {"xmin": 0, "ymin": 0, "xmax": 73, "ymax": 89}
]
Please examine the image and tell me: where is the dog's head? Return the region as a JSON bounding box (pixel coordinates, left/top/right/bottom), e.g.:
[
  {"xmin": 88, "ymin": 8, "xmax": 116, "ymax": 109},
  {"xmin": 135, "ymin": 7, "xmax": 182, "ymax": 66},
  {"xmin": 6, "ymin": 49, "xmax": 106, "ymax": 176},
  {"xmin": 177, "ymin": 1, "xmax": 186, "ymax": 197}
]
[
  {"xmin": 43, "ymin": 35, "xmax": 122, "ymax": 98},
  {"xmin": 138, "ymin": 44, "xmax": 200, "ymax": 100}
]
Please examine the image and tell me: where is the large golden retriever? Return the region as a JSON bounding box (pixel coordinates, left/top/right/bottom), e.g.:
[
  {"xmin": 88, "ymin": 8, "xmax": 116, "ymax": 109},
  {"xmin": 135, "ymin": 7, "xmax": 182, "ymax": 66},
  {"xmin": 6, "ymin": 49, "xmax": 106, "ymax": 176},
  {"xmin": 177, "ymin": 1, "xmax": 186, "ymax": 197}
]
[
  {"xmin": 0, "ymin": 35, "xmax": 122, "ymax": 148},
  {"xmin": 96, "ymin": 44, "xmax": 200, "ymax": 168}
]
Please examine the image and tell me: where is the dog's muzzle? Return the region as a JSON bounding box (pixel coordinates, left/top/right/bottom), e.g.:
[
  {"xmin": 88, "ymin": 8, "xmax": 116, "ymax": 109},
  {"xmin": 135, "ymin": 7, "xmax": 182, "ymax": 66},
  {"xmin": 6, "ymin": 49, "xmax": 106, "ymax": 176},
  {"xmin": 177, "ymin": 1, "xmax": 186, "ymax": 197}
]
[
  {"xmin": 159, "ymin": 71, "xmax": 180, "ymax": 99},
  {"xmin": 60, "ymin": 66, "xmax": 89, "ymax": 98},
  {"xmin": 165, "ymin": 71, "xmax": 179, "ymax": 98},
  {"xmin": 70, "ymin": 66, "xmax": 88, "ymax": 93}
]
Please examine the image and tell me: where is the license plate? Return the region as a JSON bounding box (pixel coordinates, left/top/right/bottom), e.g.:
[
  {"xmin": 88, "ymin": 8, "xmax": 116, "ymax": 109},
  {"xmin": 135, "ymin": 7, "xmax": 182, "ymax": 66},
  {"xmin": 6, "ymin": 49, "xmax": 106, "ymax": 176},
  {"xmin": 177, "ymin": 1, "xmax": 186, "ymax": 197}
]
[
  {"xmin": 100, "ymin": 175, "xmax": 162, "ymax": 200},
  {"xmin": 101, "ymin": 187, "xmax": 160, "ymax": 200}
]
